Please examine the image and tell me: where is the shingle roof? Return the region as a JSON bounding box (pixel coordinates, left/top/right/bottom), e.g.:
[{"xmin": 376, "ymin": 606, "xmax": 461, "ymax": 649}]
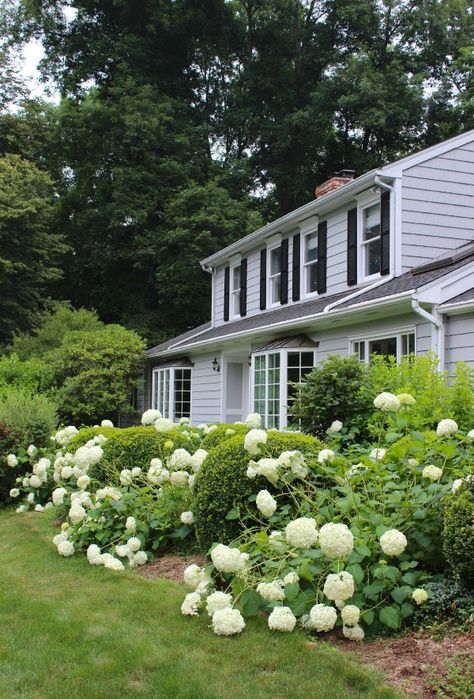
[{"xmin": 147, "ymin": 248, "xmax": 474, "ymax": 357}]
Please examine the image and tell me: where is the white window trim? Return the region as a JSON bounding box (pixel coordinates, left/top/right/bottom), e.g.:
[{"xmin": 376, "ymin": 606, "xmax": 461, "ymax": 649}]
[
  {"xmin": 267, "ymin": 242, "xmax": 282, "ymax": 307},
  {"xmin": 151, "ymin": 366, "xmax": 192, "ymax": 421},
  {"xmin": 230, "ymin": 261, "xmax": 241, "ymax": 319},
  {"xmin": 301, "ymin": 229, "xmax": 319, "ymax": 300},
  {"xmin": 348, "ymin": 328, "xmax": 416, "ymax": 364},
  {"xmin": 250, "ymin": 348, "xmax": 316, "ymax": 428}
]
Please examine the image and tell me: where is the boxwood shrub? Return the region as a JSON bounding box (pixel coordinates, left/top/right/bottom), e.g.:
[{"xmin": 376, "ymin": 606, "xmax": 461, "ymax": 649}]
[
  {"xmin": 443, "ymin": 479, "xmax": 474, "ymax": 590},
  {"xmin": 200, "ymin": 423, "xmax": 249, "ymax": 450},
  {"xmin": 194, "ymin": 431, "xmax": 323, "ymax": 551}
]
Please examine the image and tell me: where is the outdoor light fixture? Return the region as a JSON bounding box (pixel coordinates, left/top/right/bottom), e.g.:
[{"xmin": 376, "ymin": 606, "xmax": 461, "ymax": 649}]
[{"xmin": 212, "ymin": 356, "xmax": 220, "ymax": 372}]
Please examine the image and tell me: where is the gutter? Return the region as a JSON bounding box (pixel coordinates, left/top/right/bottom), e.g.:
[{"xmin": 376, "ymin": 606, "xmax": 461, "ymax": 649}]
[{"xmin": 411, "ymin": 299, "xmax": 444, "ymax": 370}]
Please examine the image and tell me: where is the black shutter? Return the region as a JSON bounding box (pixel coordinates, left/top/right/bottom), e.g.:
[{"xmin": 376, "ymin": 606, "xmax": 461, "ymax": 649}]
[
  {"xmin": 317, "ymin": 221, "xmax": 327, "ymax": 294},
  {"xmin": 347, "ymin": 207, "xmax": 358, "ymax": 286},
  {"xmin": 239, "ymin": 258, "xmax": 247, "ymax": 316},
  {"xmin": 292, "ymin": 233, "xmax": 300, "ymax": 301},
  {"xmin": 280, "ymin": 239, "xmax": 289, "ymax": 305},
  {"xmin": 380, "ymin": 190, "xmax": 390, "ymax": 276},
  {"xmin": 259, "ymin": 249, "xmax": 267, "ymax": 310},
  {"xmin": 223, "ymin": 266, "xmax": 230, "ymax": 321}
]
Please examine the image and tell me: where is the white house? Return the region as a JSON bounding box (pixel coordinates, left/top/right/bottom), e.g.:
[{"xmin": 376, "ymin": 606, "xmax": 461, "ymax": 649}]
[{"xmin": 145, "ymin": 130, "xmax": 474, "ymax": 428}]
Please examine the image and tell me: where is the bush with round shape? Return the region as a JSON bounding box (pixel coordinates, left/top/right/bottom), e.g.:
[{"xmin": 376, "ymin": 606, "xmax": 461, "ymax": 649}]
[
  {"xmin": 200, "ymin": 423, "xmax": 248, "ymax": 450},
  {"xmin": 194, "ymin": 431, "xmax": 322, "ymax": 551},
  {"xmin": 65, "ymin": 426, "xmax": 121, "ymax": 453},
  {"xmin": 443, "ymin": 479, "xmax": 474, "ymax": 590}
]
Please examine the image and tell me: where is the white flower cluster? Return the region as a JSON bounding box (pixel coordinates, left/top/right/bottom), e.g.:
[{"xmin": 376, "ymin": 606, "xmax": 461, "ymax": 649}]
[
  {"xmin": 244, "ymin": 413, "xmax": 262, "ymax": 429},
  {"xmin": 412, "ymin": 588, "xmax": 428, "ymax": 605},
  {"xmin": 327, "ymin": 420, "xmax": 343, "ymax": 434},
  {"xmin": 141, "ymin": 409, "xmax": 162, "ymax": 425},
  {"xmin": 257, "ymin": 580, "xmax": 285, "ymax": 602},
  {"xmin": 369, "ymin": 448, "xmax": 386, "ymax": 461},
  {"xmin": 268, "ymin": 606, "xmax": 296, "ymax": 632},
  {"xmin": 244, "ymin": 429, "xmax": 268, "ymax": 456},
  {"xmin": 323, "ymin": 571, "xmax": 355, "ymax": 605},
  {"xmin": 340, "ymin": 604, "xmax": 360, "ymax": 626},
  {"xmin": 308, "ymin": 604, "xmax": 337, "ymax": 632},
  {"xmin": 285, "ymin": 517, "xmax": 318, "ymax": 548},
  {"xmin": 154, "ymin": 417, "xmax": 175, "ymax": 433},
  {"xmin": 211, "ymin": 544, "xmax": 249, "ymax": 574},
  {"xmin": 206, "ymin": 591, "xmax": 232, "ymax": 617},
  {"xmin": 247, "ymin": 457, "xmax": 279, "ymax": 485},
  {"xmin": 119, "ymin": 467, "xmax": 141, "ymax": 486},
  {"xmin": 436, "ymin": 419, "xmax": 458, "ymax": 438},
  {"xmin": 342, "ymin": 624, "xmax": 364, "ymax": 641},
  {"xmin": 256, "ymin": 489, "xmax": 277, "ymax": 518},
  {"xmin": 183, "ymin": 564, "xmax": 211, "ymax": 591},
  {"xmin": 51, "ymin": 425, "xmax": 79, "ymax": 446},
  {"xmin": 396, "ymin": 393, "xmax": 415, "ymax": 406},
  {"xmin": 318, "ymin": 523, "xmax": 354, "ymax": 560},
  {"xmin": 7, "ymin": 453, "xmax": 18, "ymax": 468},
  {"xmin": 379, "ymin": 528, "xmax": 407, "ymax": 557},
  {"xmin": 317, "ymin": 449, "xmax": 335, "ymax": 464},
  {"xmin": 422, "ymin": 464, "xmax": 443, "ymax": 481},
  {"xmin": 147, "ymin": 458, "xmax": 170, "ymax": 485},
  {"xmin": 180, "ymin": 511, "xmax": 194, "ymax": 525},
  {"xmin": 373, "ymin": 392, "xmax": 401, "ymax": 412},
  {"xmin": 212, "ymin": 608, "xmax": 246, "ymax": 636},
  {"xmin": 277, "ymin": 450, "xmax": 308, "ymax": 478}
]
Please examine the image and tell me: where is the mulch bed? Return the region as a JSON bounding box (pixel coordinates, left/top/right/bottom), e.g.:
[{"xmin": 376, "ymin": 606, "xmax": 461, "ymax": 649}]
[{"xmin": 139, "ymin": 553, "xmax": 473, "ymax": 698}]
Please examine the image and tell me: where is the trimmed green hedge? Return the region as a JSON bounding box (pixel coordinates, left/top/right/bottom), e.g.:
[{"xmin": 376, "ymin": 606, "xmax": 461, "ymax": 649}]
[
  {"xmin": 200, "ymin": 423, "xmax": 249, "ymax": 450},
  {"xmin": 195, "ymin": 431, "xmax": 323, "ymax": 551},
  {"xmin": 443, "ymin": 479, "xmax": 474, "ymax": 589}
]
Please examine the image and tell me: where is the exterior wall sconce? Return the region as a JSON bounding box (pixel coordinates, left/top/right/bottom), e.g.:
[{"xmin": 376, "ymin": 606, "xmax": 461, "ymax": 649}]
[{"xmin": 212, "ymin": 356, "xmax": 221, "ymax": 372}]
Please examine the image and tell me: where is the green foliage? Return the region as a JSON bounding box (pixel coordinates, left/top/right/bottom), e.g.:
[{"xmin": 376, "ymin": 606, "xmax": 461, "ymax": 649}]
[
  {"xmin": 65, "ymin": 426, "xmax": 121, "ymax": 453},
  {"xmin": 0, "ymin": 154, "xmax": 67, "ymax": 345},
  {"xmin": 11, "ymin": 302, "xmax": 102, "ymax": 360},
  {"xmin": 200, "ymin": 423, "xmax": 249, "ymax": 450},
  {"xmin": 290, "ymin": 355, "xmax": 372, "ymax": 439},
  {"xmin": 443, "ymin": 480, "xmax": 474, "ymax": 589},
  {"xmin": 194, "ymin": 431, "xmax": 323, "ymax": 551},
  {"xmin": 49, "ymin": 324, "xmax": 145, "ymax": 423},
  {"xmin": 412, "ymin": 577, "xmax": 474, "ymax": 629},
  {"xmin": 429, "ymin": 655, "xmax": 474, "ymax": 699},
  {"xmin": 0, "ymin": 419, "xmax": 18, "ymax": 503},
  {"xmin": 0, "ymin": 353, "xmax": 52, "ymax": 393},
  {"xmin": 0, "ymin": 387, "xmax": 57, "ymax": 449}
]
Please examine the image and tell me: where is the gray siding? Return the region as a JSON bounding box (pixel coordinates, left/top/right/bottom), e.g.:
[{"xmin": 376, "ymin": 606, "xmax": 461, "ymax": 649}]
[
  {"xmin": 401, "ymin": 142, "xmax": 474, "ymax": 271},
  {"xmin": 190, "ymin": 352, "xmax": 222, "ymax": 424},
  {"xmin": 445, "ymin": 314, "xmax": 474, "ymax": 374}
]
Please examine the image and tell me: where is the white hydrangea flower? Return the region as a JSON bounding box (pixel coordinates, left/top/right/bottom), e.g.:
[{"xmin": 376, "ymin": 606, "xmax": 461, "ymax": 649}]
[
  {"xmin": 183, "ymin": 564, "xmax": 211, "ymax": 590},
  {"xmin": 256, "ymin": 489, "xmax": 277, "ymax": 518},
  {"xmin": 188, "ymin": 474, "xmax": 196, "ymax": 490},
  {"xmin": 134, "ymin": 551, "xmax": 148, "ymax": 566},
  {"xmin": 373, "ymin": 392, "xmax": 401, "ymax": 412},
  {"xmin": 155, "ymin": 417, "xmax": 175, "ymax": 433},
  {"xmin": 452, "ymin": 478, "xmax": 463, "ymax": 493},
  {"xmin": 244, "ymin": 429, "xmax": 267, "ymax": 455},
  {"xmin": 211, "ymin": 608, "xmax": 245, "ymax": 636},
  {"xmin": 254, "ymin": 457, "xmax": 280, "ymax": 485},
  {"xmin": 180, "ymin": 511, "xmax": 195, "ymax": 525},
  {"xmin": 257, "ymin": 581, "xmax": 285, "ymax": 602},
  {"xmin": 34, "ymin": 504, "xmax": 44, "ymax": 512},
  {"xmin": 44, "ymin": 501, "xmax": 53, "ymax": 510},
  {"xmin": 22, "ymin": 477, "xmax": 29, "ymax": 487},
  {"xmin": 119, "ymin": 469, "xmax": 133, "ymax": 486},
  {"xmin": 53, "ymin": 532, "xmax": 69, "ymax": 547},
  {"xmin": 127, "ymin": 537, "xmax": 141, "ymax": 552},
  {"xmin": 16, "ymin": 505, "xmax": 27, "ymax": 513},
  {"xmin": 318, "ymin": 449, "xmax": 335, "ymax": 464},
  {"xmin": 61, "ymin": 465, "xmax": 74, "ymax": 480},
  {"xmin": 87, "ymin": 544, "xmax": 103, "ymax": 565},
  {"xmin": 226, "ymin": 428, "xmax": 236, "ymax": 436},
  {"xmin": 57, "ymin": 540, "xmax": 75, "ymax": 557},
  {"xmin": 379, "ymin": 528, "xmax": 407, "ymax": 557},
  {"xmin": 100, "ymin": 419, "xmax": 114, "ymax": 428},
  {"xmin": 407, "ymin": 458, "xmax": 419, "ymax": 468},
  {"xmin": 77, "ymin": 474, "xmax": 91, "ymax": 490},
  {"xmin": 27, "ymin": 492, "xmax": 35, "ymax": 504},
  {"xmin": 141, "ymin": 409, "xmax": 162, "ymax": 425},
  {"xmin": 116, "ymin": 545, "xmax": 131, "ymax": 558},
  {"xmin": 422, "ymin": 464, "xmax": 443, "ymax": 481},
  {"xmin": 206, "ymin": 591, "xmax": 233, "ymax": 617},
  {"xmin": 211, "ymin": 544, "xmax": 249, "ymax": 574},
  {"xmin": 244, "ymin": 413, "xmax": 262, "ymax": 429},
  {"xmin": 308, "ymin": 604, "xmax": 337, "ymax": 632},
  {"xmin": 170, "ymin": 448, "xmax": 192, "ymax": 469},
  {"xmin": 278, "ymin": 450, "xmax": 308, "ymax": 478},
  {"xmin": 283, "ymin": 571, "xmax": 299, "ymax": 585},
  {"xmin": 69, "ymin": 504, "xmax": 87, "ymax": 524},
  {"xmin": 27, "ymin": 444, "xmax": 38, "ymax": 458},
  {"xmin": 341, "ymin": 605, "xmax": 361, "ymax": 626},
  {"xmin": 327, "ymin": 420, "xmax": 343, "ymax": 434},
  {"xmin": 467, "ymin": 428, "xmax": 474, "ymax": 441},
  {"xmin": 412, "ymin": 588, "xmax": 428, "ymax": 605},
  {"xmin": 181, "ymin": 592, "xmax": 202, "ymax": 616},
  {"xmin": 319, "ymin": 523, "xmax": 354, "ymax": 560},
  {"xmin": 246, "ymin": 465, "xmax": 257, "ymax": 479},
  {"xmin": 343, "ymin": 623, "xmax": 365, "ymax": 641},
  {"xmin": 103, "ymin": 555, "xmax": 125, "ymax": 571},
  {"xmin": 285, "ymin": 517, "xmax": 318, "ymax": 549},
  {"xmin": 189, "ymin": 449, "xmax": 208, "ymax": 472},
  {"xmin": 29, "ymin": 475, "xmax": 42, "ymax": 488},
  {"xmin": 323, "ymin": 571, "xmax": 355, "ymax": 602},
  {"xmin": 268, "ymin": 606, "xmax": 297, "ymax": 632},
  {"xmin": 170, "ymin": 470, "xmax": 189, "ymax": 487},
  {"xmin": 126, "ymin": 516, "xmax": 136, "ymax": 531},
  {"xmin": 369, "ymin": 448, "xmax": 386, "ymax": 461},
  {"xmin": 436, "ymin": 419, "xmax": 458, "ymax": 438},
  {"xmin": 131, "ymin": 467, "xmax": 141, "ymax": 477},
  {"xmin": 147, "ymin": 464, "xmax": 169, "ymax": 485},
  {"xmin": 396, "ymin": 393, "xmax": 416, "ymax": 406},
  {"xmin": 269, "ymin": 530, "xmax": 286, "ymax": 551},
  {"xmin": 9, "ymin": 487, "xmax": 20, "ymax": 498},
  {"xmin": 7, "ymin": 453, "xmax": 18, "ymax": 468}
]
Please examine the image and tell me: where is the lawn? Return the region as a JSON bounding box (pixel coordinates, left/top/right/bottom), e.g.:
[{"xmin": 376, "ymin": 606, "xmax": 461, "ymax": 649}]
[{"xmin": 0, "ymin": 510, "xmax": 402, "ymax": 699}]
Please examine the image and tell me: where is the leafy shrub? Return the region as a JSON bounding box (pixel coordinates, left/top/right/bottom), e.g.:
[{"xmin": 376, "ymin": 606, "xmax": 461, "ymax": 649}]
[
  {"xmin": 290, "ymin": 354, "xmax": 372, "ymax": 439},
  {"xmin": 443, "ymin": 479, "xmax": 474, "ymax": 590},
  {"xmin": 194, "ymin": 431, "xmax": 322, "ymax": 551},
  {"xmin": 0, "ymin": 420, "xmax": 18, "ymax": 503},
  {"xmin": 0, "ymin": 353, "xmax": 52, "ymax": 393},
  {"xmin": 0, "ymin": 388, "xmax": 57, "ymax": 449},
  {"xmin": 412, "ymin": 577, "xmax": 474, "ymax": 628},
  {"xmin": 200, "ymin": 423, "xmax": 249, "ymax": 450},
  {"xmin": 65, "ymin": 426, "xmax": 121, "ymax": 453}
]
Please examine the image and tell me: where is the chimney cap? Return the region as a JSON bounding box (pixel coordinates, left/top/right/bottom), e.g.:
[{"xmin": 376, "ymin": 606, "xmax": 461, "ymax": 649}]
[{"xmin": 335, "ymin": 169, "xmax": 355, "ymax": 179}]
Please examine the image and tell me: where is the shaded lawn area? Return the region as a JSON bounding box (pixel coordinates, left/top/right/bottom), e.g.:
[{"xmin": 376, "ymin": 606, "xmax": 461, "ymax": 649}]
[{"xmin": 0, "ymin": 510, "xmax": 402, "ymax": 699}]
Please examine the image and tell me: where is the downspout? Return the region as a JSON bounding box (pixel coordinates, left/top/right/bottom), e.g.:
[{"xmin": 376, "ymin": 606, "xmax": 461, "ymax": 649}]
[
  {"xmin": 411, "ymin": 299, "xmax": 444, "ymax": 371},
  {"xmin": 202, "ymin": 264, "xmax": 215, "ymax": 327},
  {"xmin": 324, "ymin": 176, "xmax": 395, "ymax": 314}
]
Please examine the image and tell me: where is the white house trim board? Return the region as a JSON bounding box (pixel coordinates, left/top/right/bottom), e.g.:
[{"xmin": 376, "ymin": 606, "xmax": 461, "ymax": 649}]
[{"xmin": 415, "ymin": 263, "xmax": 474, "ymax": 304}]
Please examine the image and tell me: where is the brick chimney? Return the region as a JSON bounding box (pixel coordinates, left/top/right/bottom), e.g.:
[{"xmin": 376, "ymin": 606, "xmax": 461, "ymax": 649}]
[{"xmin": 315, "ymin": 169, "xmax": 355, "ymax": 199}]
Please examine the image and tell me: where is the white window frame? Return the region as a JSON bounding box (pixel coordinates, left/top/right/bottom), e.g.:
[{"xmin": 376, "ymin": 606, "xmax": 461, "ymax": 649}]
[
  {"xmin": 151, "ymin": 367, "xmax": 192, "ymax": 420},
  {"xmin": 356, "ymin": 190, "xmax": 382, "ymax": 283},
  {"xmin": 301, "ymin": 230, "xmax": 319, "ymax": 298},
  {"xmin": 230, "ymin": 261, "xmax": 241, "ymax": 319},
  {"xmin": 250, "ymin": 348, "xmax": 316, "ymax": 428},
  {"xmin": 267, "ymin": 242, "xmax": 282, "ymax": 307},
  {"xmin": 349, "ymin": 328, "xmax": 416, "ymax": 364}
]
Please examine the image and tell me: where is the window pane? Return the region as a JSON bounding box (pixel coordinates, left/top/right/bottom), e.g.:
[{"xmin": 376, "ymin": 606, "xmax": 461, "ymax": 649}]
[
  {"xmin": 233, "ymin": 290, "xmax": 240, "ymax": 315},
  {"xmin": 300, "ymin": 352, "xmax": 314, "ymax": 367},
  {"xmin": 364, "ymin": 204, "xmax": 381, "ymax": 241},
  {"xmin": 287, "ymin": 352, "xmax": 300, "ymax": 367},
  {"xmin": 270, "ymin": 247, "xmax": 281, "ymax": 275},
  {"xmin": 304, "ymin": 233, "xmax": 318, "ymax": 263},
  {"xmin": 287, "ymin": 367, "xmax": 300, "ymax": 383},
  {"xmin": 232, "ymin": 265, "xmax": 240, "ymax": 290},
  {"xmin": 402, "ymin": 333, "xmax": 415, "ymax": 355},
  {"xmin": 366, "ymin": 239, "xmax": 381, "ymax": 276},
  {"xmin": 369, "ymin": 337, "xmax": 397, "ymax": 358}
]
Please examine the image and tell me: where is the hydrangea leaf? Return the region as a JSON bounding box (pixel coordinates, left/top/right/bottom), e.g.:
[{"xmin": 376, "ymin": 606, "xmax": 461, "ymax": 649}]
[{"xmin": 379, "ymin": 605, "xmax": 401, "ymax": 629}]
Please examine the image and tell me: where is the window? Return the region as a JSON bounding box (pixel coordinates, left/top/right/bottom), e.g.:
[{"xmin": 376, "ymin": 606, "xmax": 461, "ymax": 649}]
[
  {"xmin": 269, "ymin": 246, "xmax": 282, "ymax": 305},
  {"xmin": 352, "ymin": 332, "xmax": 415, "ymax": 363},
  {"xmin": 252, "ymin": 348, "xmax": 315, "ymax": 428},
  {"xmin": 152, "ymin": 367, "xmax": 192, "ymax": 420},
  {"xmin": 303, "ymin": 231, "xmax": 318, "ymax": 295},
  {"xmin": 231, "ymin": 263, "xmax": 241, "ymax": 318},
  {"xmin": 361, "ymin": 202, "xmax": 381, "ymax": 278}
]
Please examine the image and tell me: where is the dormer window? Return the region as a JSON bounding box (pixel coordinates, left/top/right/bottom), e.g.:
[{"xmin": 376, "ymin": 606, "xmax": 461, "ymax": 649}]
[
  {"xmin": 269, "ymin": 245, "xmax": 282, "ymax": 305},
  {"xmin": 362, "ymin": 203, "xmax": 381, "ymax": 277},
  {"xmin": 303, "ymin": 231, "xmax": 318, "ymax": 295}
]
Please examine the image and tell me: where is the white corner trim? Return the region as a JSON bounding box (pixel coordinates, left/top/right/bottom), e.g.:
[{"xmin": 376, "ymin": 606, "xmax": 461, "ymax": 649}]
[{"xmin": 416, "ymin": 262, "xmax": 474, "ymax": 304}]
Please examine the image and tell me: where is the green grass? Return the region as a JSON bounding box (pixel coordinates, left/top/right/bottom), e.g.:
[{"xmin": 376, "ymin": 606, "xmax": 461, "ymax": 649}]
[{"xmin": 0, "ymin": 510, "xmax": 402, "ymax": 699}]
